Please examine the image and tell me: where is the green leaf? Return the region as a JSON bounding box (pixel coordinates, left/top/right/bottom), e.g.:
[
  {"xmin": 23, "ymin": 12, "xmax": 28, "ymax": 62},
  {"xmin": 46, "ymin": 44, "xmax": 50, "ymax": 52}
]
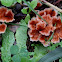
[
  {"xmin": 21, "ymin": 57, "xmax": 30, "ymax": 62},
  {"xmin": 29, "ymin": 44, "xmax": 48, "ymax": 62},
  {"xmin": 12, "ymin": 54, "xmax": 21, "ymax": 62},
  {"xmin": 1, "ymin": 28, "xmax": 15, "ymax": 62},
  {"xmin": 29, "ymin": 0, "xmax": 37, "ymax": 12},
  {"xmin": 38, "ymin": 47, "xmax": 62, "ymax": 62},
  {"xmin": 17, "ymin": 0, "xmax": 22, "ymax": 3},
  {"xmin": 15, "ymin": 20, "xmax": 28, "ymax": 49},
  {"xmin": 25, "ymin": 14, "xmax": 30, "ymax": 24},
  {"xmin": 1, "ymin": 0, "xmax": 13, "ymax": 7},
  {"xmin": 10, "ymin": 45, "xmax": 19, "ymax": 55},
  {"xmin": 33, "ymin": 44, "xmax": 48, "ymax": 62},
  {"xmin": 59, "ymin": 41, "xmax": 62, "ymax": 47},
  {"xmin": 30, "ymin": 0, "xmax": 37, "ymax": 9},
  {"xmin": 59, "ymin": 58, "xmax": 62, "ymax": 62},
  {"xmin": 23, "ymin": 0, "xmax": 47, "ymax": 23},
  {"xmin": 47, "ymin": 43, "xmax": 59, "ymax": 51},
  {"xmin": 21, "ymin": 8, "xmax": 28, "ymax": 14},
  {"xmin": 20, "ymin": 19, "xmax": 27, "ymax": 26},
  {"xmin": 20, "ymin": 47, "xmax": 29, "ymax": 57},
  {"xmin": 13, "ymin": 0, "xmax": 17, "ymax": 4}
]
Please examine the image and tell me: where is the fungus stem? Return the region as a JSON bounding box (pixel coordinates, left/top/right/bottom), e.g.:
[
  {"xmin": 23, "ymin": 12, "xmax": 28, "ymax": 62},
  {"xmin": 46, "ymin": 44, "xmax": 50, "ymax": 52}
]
[{"xmin": 23, "ymin": 0, "xmax": 48, "ymax": 24}]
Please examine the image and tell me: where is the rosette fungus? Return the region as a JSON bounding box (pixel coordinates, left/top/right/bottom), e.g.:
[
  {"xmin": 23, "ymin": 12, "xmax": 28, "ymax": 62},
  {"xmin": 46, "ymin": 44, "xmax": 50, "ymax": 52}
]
[
  {"xmin": 35, "ymin": 2, "xmax": 42, "ymax": 9},
  {"xmin": 0, "ymin": 23, "xmax": 7, "ymax": 33},
  {"xmin": 0, "ymin": 7, "xmax": 14, "ymax": 33},
  {"xmin": 28, "ymin": 8, "xmax": 62, "ymax": 47},
  {"xmin": 0, "ymin": 7, "xmax": 14, "ymax": 22}
]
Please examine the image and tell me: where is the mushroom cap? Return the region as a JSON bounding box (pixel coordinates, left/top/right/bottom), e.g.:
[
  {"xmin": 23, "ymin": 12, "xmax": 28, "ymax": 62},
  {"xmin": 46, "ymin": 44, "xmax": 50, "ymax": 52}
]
[
  {"xmin": 35, "ymin": 2, "xmax": 42, "ymax": 9},
  {"xmin": 28, "ymin": 18, "xmax": 39, "ymax": 30},
  {"xmin": 28, "ymin": 29, "xmax": 40, "ymax": 41},
  {"xmin": 0, "ymin": 7, "xmax": 14, "ymax": 23},
  {"xmin": 28, "ymin": 8, "xmax": 62, "ymax": 47},
  {"xmin": 0, "ymin": 23, "xmax": 7, "ymax": 34}
]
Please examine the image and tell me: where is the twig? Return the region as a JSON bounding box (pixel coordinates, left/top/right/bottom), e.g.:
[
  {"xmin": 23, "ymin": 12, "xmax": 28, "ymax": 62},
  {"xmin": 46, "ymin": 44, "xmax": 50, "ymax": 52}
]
[
  {"xmin": 53, "ymin": 0, "xmax": 62, "ymax": 5},
  {"xmin": 39, "ymin": 0, "xmax": 62, "ymax": 13}
]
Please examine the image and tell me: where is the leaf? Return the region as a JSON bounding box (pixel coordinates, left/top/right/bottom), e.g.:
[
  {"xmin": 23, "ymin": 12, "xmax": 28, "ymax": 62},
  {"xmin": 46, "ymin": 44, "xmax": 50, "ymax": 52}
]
[
  {"xmin": 29, "ymin": 44, "xmax": 48, "ymax": 62},
  {"xmin": 17, "ymin": 0, "xmax": 22, "ymax": 3},
  {"xmin": 59, "ymin": 58, "xmax": 62, "ymax": 62},
  {"xmin": 30, "ymin": 0, "xmax": 37, "ymax": 9},
  {"xmin": 59, "ymin": 41, "xmax": 62, "ymax": 47},
  {"xmin": 12, "ymin": 54, "xmax": 21, "ymax": 62},
  {"xmin": 1, "ymin": 0, "xmax": 13, "ymax": 7},
  {"xmin": 23, "ymin": 0, "xmax": 47, "ymax": 23},
  {"xmin": 20, "ymin": 19, "xmax": 27, "ymax": 26},
  {"xmin": 1, "ymin": 28, "xmax": 15, "ymax": 62},
  {"xmin": 21, "ymin": 57, "xmax": 30, "ymax": 62},
  {"xmin": 47, "ymin": 43, "xmax": 59, "ymax": 51},
  {"xmin": 25, "ymin": 14, "xmax": 30, "ymax": 24},
  {"xmin": 13, "ymin": 0, "xmax": 17, "ymax": 4},
  {"xmin": 15, "ymin": 20, "xmax": 28, "ymax": 49},
  {"xmin": 33, "ymin": 44, "xmax": 48, "ymax": 62},
  {"xmin": 19, "ymin": 47, "xmax": 29, "ymax": 57},
  {"xmin": 21, "ymin": 8, "xmax": 28, "ymax": 14},
  {"xmin": 38, "ymin": 47, "xmax": 62, "ymax": 62},
  {"xmin": 10, "ymin": 45, "xmax": 19, "ymax": 55},
  {"xmin": 29, "ymin": 0, "xmax": 37, "ymax": 12}
]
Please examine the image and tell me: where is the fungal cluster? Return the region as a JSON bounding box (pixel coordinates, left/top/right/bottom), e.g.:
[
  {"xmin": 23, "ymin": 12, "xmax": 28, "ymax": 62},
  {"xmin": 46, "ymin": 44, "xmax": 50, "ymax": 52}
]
[
  {"xmin": 28, "ymin": 8, "xmax": 62, "ymax": 47},
  {"xmin": 0, "ymin": 7, "xmax": 14, "ymax": 33}
]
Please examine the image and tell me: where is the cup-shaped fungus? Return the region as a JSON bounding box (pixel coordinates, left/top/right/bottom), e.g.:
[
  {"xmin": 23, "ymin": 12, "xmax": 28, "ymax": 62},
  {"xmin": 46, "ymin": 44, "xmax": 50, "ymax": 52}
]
[
  {"xmin": 0, "ymin": 7, "xmax": 14, "ymax": 22},
  {"xmin": 28, "ymin": 8, "xmax": 62, "ymax": 47},
  {"xmin": 0, "ymin": 23, "xmax": 7, "ymax": 33},
  {"xmin": 35, "ymin": 2, "xmax": 42, "ymax": 9},
  {"xmin": 0, "ymin": 7, "xmax": 14, "ymax": 33}
]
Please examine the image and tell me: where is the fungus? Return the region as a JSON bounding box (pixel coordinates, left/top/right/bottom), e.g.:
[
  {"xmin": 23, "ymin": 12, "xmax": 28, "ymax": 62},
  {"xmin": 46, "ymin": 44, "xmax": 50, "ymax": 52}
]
[
  {"xmin": 35, "ymin": 2, "xmax": 42, "ymax": 9},
  {"xmin": 52, "ymin": 17, "xmax": 61, "ymax": 28},
  {"xmin": 0, "ymin": 23, "xmax": 7, "ymax": 33},
  {"xmin": 42, "ymin": 15, "xmax": 52, "ymax": 24},
  {"xmin": 51, "ymin": 32, "xmax": 60, "ymax": 43},
  {"xmin": 39, "ymin": 35, "xmax": 50, "ymax": 47},
  {"xmin": 28, "ymin": 18, "xmax": 39, "ymax": 30},
  {"xmin": 28, "ymin": 29, "xmax": 40, "ymax": 41},
  {"xmin": 28, "ymin": 8, "xmax": 62, "ymax": 47},
  {"xmin": 0, "ymin": 7, "xmax": 14, "ymax": 34},
  {"xmin": 36, "ymin": 21, "xmax": 46, "ymax": 31},
  {"xmin": 0, "ymin": 7, "xmax": 14, "ymax": 22},
  {"xmin": 37, "ymin": 8, "xmax": 57, "ymax": 22},
  {"xmin": 51, "ymin": 27, "xmax": 62, "ymax": 43},
  {"xmin": 39, "ymin": 25, "xmax": 55, "ymax": 36},
  {"xmin": 44, "ymin": 8, "xmax": 57, "ymax": 17}
]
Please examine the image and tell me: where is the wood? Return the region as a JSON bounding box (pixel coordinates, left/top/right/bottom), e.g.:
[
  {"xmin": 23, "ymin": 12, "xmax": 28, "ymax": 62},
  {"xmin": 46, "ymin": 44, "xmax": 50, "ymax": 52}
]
[{"xmin": 39, "ymin": 0, "xmax": 62, "ymax": 13}]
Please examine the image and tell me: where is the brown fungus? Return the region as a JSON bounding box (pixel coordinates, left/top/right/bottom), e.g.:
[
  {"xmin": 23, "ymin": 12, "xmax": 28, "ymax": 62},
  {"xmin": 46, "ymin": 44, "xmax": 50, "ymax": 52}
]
[
  {"xmin": 0, "ymin": 23, "xmax": 7, "ymax": 33},
  {"xmin": 35, "ymin": 2, "xmax": 42, "ymax": 9},
  {"xmin": 0, "ymin": 7, "xmax": 14, "ymax": 22},
  {"xmin": 28, "ymin": 8, "xmax": 62, "ymax": 47},
  {"xmin": 0, "ymin": 7, "xmax": 14, "ymax": 33}
]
